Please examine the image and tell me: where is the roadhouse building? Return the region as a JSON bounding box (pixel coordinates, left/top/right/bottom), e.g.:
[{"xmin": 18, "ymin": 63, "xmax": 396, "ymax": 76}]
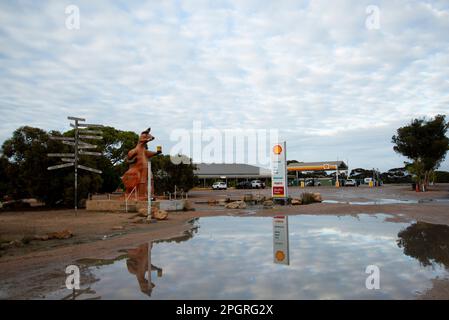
[{"xmin": 194, "ymin": 163, "xmax": 271, "ymax": 187}]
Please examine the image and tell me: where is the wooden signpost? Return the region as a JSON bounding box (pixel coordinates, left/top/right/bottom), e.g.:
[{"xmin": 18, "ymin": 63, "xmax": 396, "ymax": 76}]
[{"xmin": 47, "ymin": 116, "xmax": 103, "ymax": 212}]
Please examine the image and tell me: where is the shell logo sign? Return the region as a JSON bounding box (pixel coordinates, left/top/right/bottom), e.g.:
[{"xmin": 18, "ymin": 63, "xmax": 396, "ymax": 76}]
[
  {"xmin": 273, "ymin": 144, "xmax": 283, "ymax": 155},
  {"xmin": 275, "ymin": 250, "xmax": 286, "ymax": 262}
]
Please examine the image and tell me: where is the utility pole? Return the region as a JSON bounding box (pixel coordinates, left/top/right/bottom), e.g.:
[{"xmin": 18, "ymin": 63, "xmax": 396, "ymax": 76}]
[{"xmin": 47, "ymin": 116, "xmax": 103, "ymax": 213}]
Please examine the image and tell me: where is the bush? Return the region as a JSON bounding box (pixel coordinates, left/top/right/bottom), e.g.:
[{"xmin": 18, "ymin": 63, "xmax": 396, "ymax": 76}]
[{"xmin": 300, "ymin": 192, "xmax": 316, "ymax": 205}]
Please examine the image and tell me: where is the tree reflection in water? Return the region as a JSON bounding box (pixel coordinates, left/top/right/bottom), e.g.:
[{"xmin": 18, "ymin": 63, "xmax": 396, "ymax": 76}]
[{"xmin": 397, "ymin": 221, "xmax": 449, "ymax": 268}]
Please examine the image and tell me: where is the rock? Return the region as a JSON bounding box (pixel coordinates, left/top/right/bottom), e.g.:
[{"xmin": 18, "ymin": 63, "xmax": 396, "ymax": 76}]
[
  {"xmin": 137, "ymin": 208, "xmax": 149, "ymax": 217},
  {"xmin": 10, "ymin": 240, "xmax": 24, "ymax": 247},
  {"xmin": 184, "ymin": 200, "xmax": 194, "ymax": 211},
  {"xmin": 243, "ymin": 194, "xmax": 253, "ymax": 202},
  {"xmin": 152, "ymin": 208, "xmax": 168, "ymax": 220},
  {"xmin": 217, "ymin": 199, "xmax": 228, "ymax": 206},
  {"xmin": 47, "ymin": 229, "xmax": 73, "ymax": 240},
  {"xmin": 291, "ymin": 198, "xmax": 302, "ymax": 205},
  {"xmin": 207, "ymin": 199, "xmax": 217, "ymax": 205},
  {"xmin": 254, "ymin": 195, "xmax": 266, "ymax": 203},
  {"xmin": 225, "ymin": 201, "xmax": 247, "ymax": 209},
  {"xmin": 312, "ymin": 193, "xmax": 322, "ymax": 202},
  {"xmin": 263, "ymin": 200, "xmax": 274, "ymax": 208},
  {"xmin": 33, "ymin": 235, "xmax": 49, "ymax": 241}
]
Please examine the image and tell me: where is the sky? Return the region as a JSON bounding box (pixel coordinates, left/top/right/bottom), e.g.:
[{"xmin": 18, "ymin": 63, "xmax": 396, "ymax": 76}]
[{"xmin": 0, "ymin": 0, "xmax": 448, "ymax": 171}]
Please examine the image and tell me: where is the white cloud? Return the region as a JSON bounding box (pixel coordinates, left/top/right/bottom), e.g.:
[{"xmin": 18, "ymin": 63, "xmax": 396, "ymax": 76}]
[{"xmin": 0, "ymin": 0, "xmax": 448, "ymax": 170}]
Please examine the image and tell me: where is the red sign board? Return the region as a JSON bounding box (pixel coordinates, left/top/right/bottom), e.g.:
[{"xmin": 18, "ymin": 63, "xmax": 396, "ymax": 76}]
[{"xmin": 273, "ymin": 186, "xmax": 285, "ymax": 196}]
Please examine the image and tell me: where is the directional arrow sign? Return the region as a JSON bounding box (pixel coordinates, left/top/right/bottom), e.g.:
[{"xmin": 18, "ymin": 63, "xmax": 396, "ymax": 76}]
[
  {"xmin": 68, "ymin": 116, "xmax": 86, "ymax": 122},
  {"xmin": 78, "ymin": 144, "xmax": 97, "ymax": 149},
  {"xmin": 50, "ymin": 136, "xmax": 75, "ymax": 141},
  {"xmin": 48, "ymin": 153, "xmax": 75, "ymax": 157},
  {"xmin": 79, "ymin": 135, "xmax": 103, "ymax": 140},
  {"xmin": 79, "ymin": 130, "xmax": 102, "ymax": 135},
  {"xmin": 79, "ymin": 151, "xmax": 102, "ymax": 156},
  {"xmin": 48, "ymin": 163, "xmax": 74, "ymax": 170},
  {"xmin": 78, "ymin": 124, "xmax": 103, "ymax": 128},
  {"xmin": 78, "ymin": 165, "xmax": 102, "ymax": 174}
]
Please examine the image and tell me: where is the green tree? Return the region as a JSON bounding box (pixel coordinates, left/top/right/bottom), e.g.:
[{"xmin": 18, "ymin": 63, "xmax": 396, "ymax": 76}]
[
  {"xmin": 392, "ymin": 115, "xmax": 449, "ymax": 191},
  {"xmin": 1, "ymin": 125, "xmax": 197, "ymax": 206},
  {"xmin": 151, "ymin": 155, "xmax": 197, "ymax": 195}
]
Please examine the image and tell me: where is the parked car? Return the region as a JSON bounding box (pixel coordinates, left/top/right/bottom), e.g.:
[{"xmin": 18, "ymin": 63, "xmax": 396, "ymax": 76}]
[
  {"xmin": 250, "ymin": 180, "xmax": 266, "ymax": 189},
  {"xmin": 345, "ymin": 179, "xmax": 357, "ymax": 187},
  {"xmin": 305, "ymin": 179, "xmax": 321, "ymax": 186},
  {"xmin": 236, "ymin": 181, "xmax": 252, "ymax": 189},
  {"xmin": 212, "ymin": 181, "xmax": 227, "ymax": 190}
]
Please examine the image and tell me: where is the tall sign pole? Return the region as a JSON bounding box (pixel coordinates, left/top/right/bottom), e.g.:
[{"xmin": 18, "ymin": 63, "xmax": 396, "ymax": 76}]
[
  {"xmin": 147, "ymin": 160, "xmax": 152, "ymax": 221},
  {"xmin": 47, "ymin": 116, "xmax": 103, "ymax": 212},
  {"xmin": 271, "ymin": 141, "xmax": 288, "ymax": 203}
]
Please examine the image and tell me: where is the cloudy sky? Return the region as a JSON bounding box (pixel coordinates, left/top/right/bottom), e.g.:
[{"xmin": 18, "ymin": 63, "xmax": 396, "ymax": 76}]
[{"xmin": 1, "ymin": 0, "xmax": 448, "ymax": 171}]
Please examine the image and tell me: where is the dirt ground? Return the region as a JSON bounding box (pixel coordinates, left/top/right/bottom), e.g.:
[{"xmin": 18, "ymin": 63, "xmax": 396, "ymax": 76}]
[{"xmin": 1, "ymin": 183, "xmax": 449, "ymax": 299}]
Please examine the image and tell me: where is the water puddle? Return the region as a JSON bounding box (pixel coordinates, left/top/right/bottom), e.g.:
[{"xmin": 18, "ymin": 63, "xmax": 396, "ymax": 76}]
[
  {"xmin": 44, "ymin": 214, "xmax": 449, "ymax": 300},
  {"xmin": 323, "ymin": 199, "xmax": 419, "ymax": 205}
]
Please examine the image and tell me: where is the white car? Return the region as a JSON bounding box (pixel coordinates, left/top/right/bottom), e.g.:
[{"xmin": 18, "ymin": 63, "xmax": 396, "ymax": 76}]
[
  {"xmin": 345, "ymin": 179, "xmax": 357, "ymax": 187},
  {"xmin": 251, "ymin": 180, "xmax": 266, "ymax": 189},
  {"xmin": 212, "ymin": 181, "xmax": 227, "ymax": 190}
]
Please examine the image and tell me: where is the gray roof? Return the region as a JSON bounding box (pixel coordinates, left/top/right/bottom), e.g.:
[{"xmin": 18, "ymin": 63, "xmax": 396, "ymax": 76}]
[
  {"xmin": 194, "ymin": 163, "xmax": 271, "ymax": 178},
  {"xmin": 287, "ymin": 161, "xmax": 348, "ymax": 170}
]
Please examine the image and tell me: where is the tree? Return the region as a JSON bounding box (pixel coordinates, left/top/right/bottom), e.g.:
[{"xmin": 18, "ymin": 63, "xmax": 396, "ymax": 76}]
[
  {"xmin": 150, "ymin": 155, "xmax": 197, "ymax": 195},
  {"xmin": 1, "ymin": 125, "xmax": 197, "ymax": 206},
  {"xmin": 392, "ymin": 115, "xmax": 449, "ymax": 191}
]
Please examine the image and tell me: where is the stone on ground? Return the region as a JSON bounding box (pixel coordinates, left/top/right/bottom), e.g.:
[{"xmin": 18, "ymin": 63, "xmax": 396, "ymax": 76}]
[{"xmin": 225, "ymin": 201, "xmax": 247, "ymax": 209}]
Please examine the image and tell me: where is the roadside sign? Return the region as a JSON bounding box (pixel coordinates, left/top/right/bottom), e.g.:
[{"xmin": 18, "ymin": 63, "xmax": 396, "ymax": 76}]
[
  {"xmin": 79, "ymin": 129, "xmax": 103, "ymax": 135},
  {"xmin": 271, "ymin": 141, "xmax": 288, "ymax": 199},
  {"xmin": 47, "ymin": 163, "xmax": 74, "ymax": 170},
  {"xmin": 78, "ymin": 151, "xmax": 102, "ymax": 156},
  {"xmin": 78, "ymin": 165, "xmax": 102, "ymax": 174},
  {"xmin": 47, "ymin": 153, "xmax": 75, "ymax": 157},
  {"xmin": 79, "ymin": 135, "xmax": 103, "ymax": 140},
  {"xmin": 67, "ymin": 116, "xmax": 86, "ymax": 121},
  {"xmin": 49, "ymin": 136, "xmax": 75, "ymax": 141},
  {"xmin": 77, "ymin": 123, "xmax": 103, "ymax": 128},
  {"xmin": 47, "ymin": 116, "xmax": 103, "ymax": 212},
  {"xmin": 273, "ymin": 216, "xmax": 290, "ymax": 265}
]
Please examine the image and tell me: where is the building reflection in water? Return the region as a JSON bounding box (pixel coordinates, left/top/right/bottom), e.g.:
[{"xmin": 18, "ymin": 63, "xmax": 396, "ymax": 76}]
[{"xmin": 126, "ymin": 242, "xmax": 162, "ymax": 296}]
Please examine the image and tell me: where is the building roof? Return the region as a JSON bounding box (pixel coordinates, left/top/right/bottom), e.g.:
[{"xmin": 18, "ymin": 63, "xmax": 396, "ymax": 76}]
[
  {"xmin": 287, "ymin": 161, "xmax": 348, "ymax": 171},
  {"xmin": 194, "ymin": 163, "xmax": 271, "ymax": 179}
]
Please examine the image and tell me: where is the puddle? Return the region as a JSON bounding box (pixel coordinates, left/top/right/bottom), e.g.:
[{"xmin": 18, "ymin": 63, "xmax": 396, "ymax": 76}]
[
  {"xmin": 323, "ymin": 199, "xmax": 419, "ymax": 205},
  {"xmin": 44, "ymin": 214, "xmax": 449, "ymax": 300}
]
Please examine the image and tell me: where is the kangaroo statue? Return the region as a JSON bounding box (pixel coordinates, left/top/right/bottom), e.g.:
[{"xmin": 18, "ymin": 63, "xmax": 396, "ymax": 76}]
[{"xmin": 121, "ymin": 128, "xmax": 161, "ymax": 200}]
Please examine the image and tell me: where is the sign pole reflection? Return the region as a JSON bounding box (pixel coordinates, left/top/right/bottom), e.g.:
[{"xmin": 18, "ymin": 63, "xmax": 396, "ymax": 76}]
[{"xmin": 273, "ymin": 216, "xmax": 290, "ymax": 265}]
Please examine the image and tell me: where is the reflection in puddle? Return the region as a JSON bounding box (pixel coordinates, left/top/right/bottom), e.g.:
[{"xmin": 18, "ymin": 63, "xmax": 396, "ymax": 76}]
[
  {"xmin": 323, "ymin": 199, "xmax": 419, "ymax": 205},
  {"xmin": 46, "ymin": 215, "xmax": 449, "ymax": 300},
  {"xmin": 397, "ymin": 222, "xmax": 449, "ymax": 268}
]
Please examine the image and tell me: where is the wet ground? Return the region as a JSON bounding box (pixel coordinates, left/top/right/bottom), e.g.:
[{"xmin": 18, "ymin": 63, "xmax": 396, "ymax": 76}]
[
  {"xmin": 43, "ymin": 214, "xmax": 449, "ymax": 300},
  {"xmin": 1, "ymin": 184, "xmax": 449, "ymax": 299}
]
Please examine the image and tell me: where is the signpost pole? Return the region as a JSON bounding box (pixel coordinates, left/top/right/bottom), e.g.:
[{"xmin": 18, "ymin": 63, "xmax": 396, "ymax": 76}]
[
  {"xmin": 74, "ymin": 119, "xmax": 79, "ymax": 213},
  {"xmin": 47, "ymin": 116, "xmax": 103, "ymax": 213},
  {"xmin": 147, "ymin": 160, "xmax": 152, "ymax": 221}
]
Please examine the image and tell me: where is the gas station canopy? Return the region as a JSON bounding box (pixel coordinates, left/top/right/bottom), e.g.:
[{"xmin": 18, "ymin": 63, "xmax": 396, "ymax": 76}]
[{"xmin": 287, "ymin": 161, "xmax": 348, "ymax": 172}]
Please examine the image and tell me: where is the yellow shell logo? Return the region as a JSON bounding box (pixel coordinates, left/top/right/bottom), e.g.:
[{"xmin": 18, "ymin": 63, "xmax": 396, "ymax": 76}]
[
  {"xmin": 273, "ymin": 144, "xmax": 283, "ymax": 155},
  {"xmin": 275, "ymin": 250, "xmax": 285, "ymax": 261}
]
